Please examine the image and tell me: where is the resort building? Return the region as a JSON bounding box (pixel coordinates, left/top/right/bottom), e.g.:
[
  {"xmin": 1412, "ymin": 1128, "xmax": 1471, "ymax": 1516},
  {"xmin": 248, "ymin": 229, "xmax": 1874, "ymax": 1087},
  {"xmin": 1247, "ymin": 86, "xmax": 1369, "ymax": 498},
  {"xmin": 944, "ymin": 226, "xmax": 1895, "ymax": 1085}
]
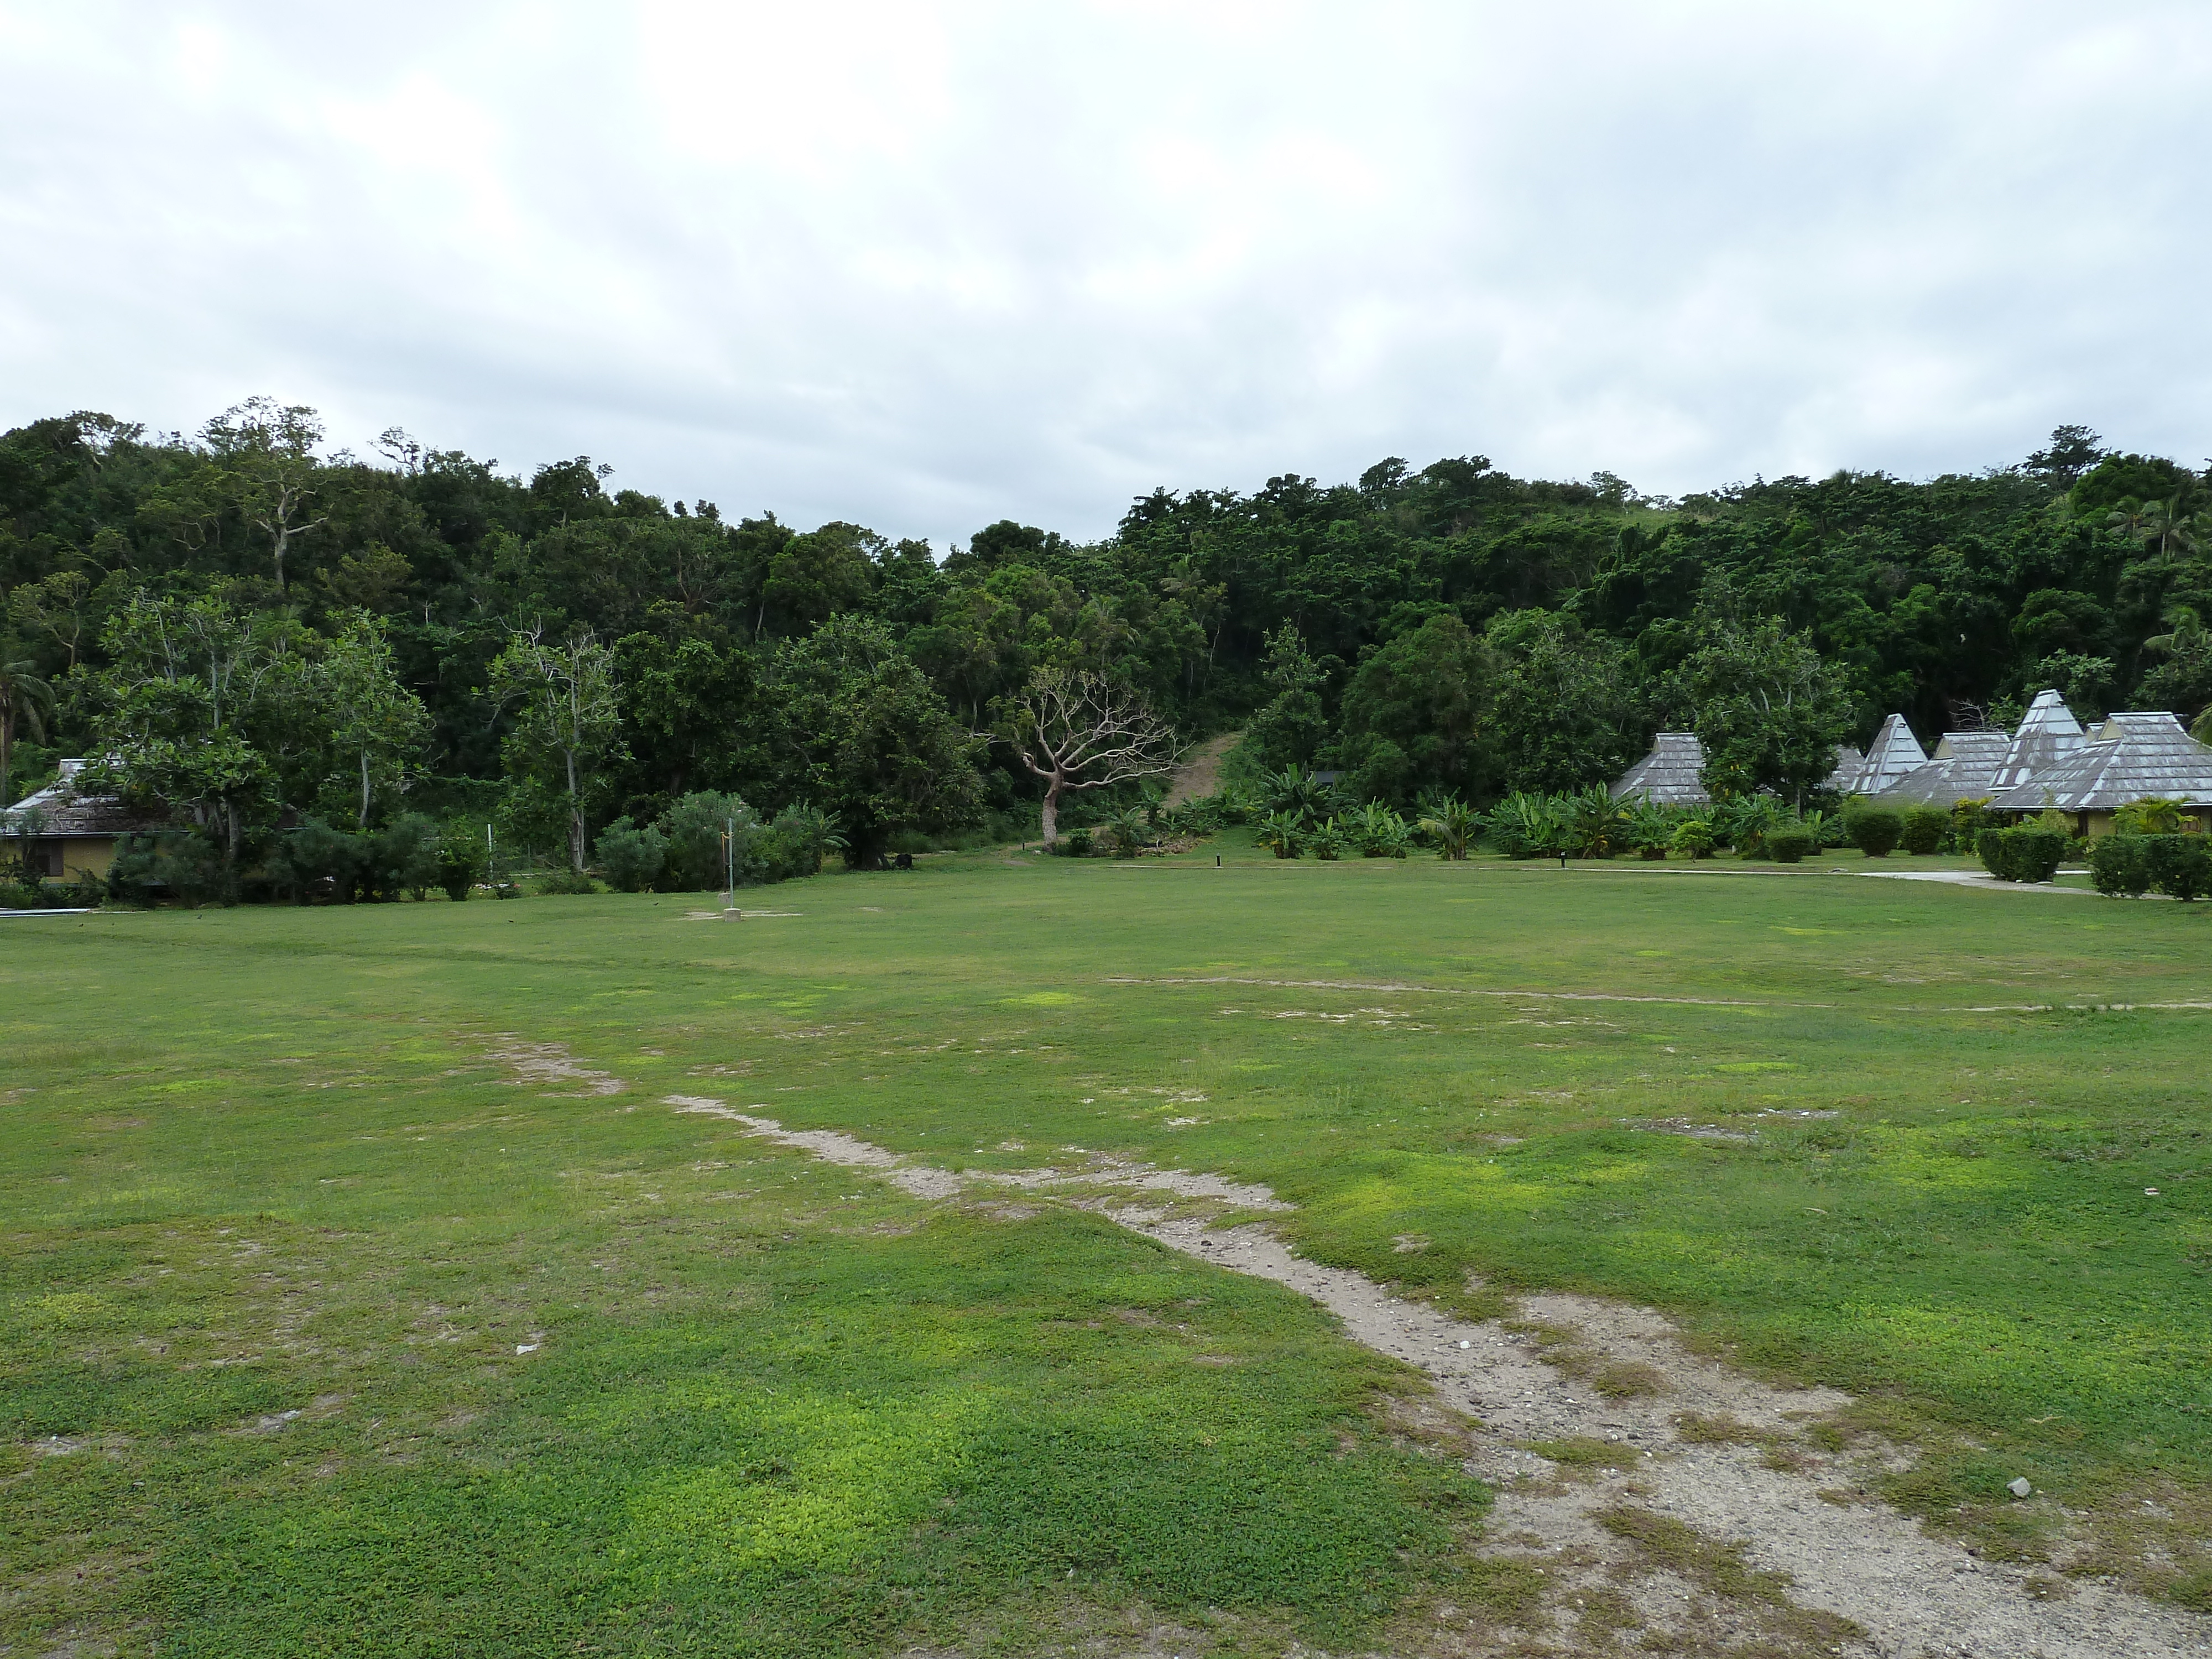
[
  {"xmin": 1986, "ymin": 712, "xmax": 2212, "ymax": 836},
  {"xmin": 1608, "ymin": 732, "xmax": 1711, "ymax": 806},
  {"xmin": 0, "ymin": 760, "xmax": 160, "ymax": 881},
  {"xmin": 1876, "ymin": 731, "xmax": 2011, "ymax": 808}
]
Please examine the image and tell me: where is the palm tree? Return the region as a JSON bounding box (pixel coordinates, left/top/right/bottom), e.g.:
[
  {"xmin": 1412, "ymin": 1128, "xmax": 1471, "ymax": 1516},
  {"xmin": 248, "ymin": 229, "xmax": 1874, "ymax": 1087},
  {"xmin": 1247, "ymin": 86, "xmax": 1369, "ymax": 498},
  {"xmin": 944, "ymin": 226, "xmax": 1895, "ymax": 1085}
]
[
  {"xmin": 2104, "ymin": 497, "xmax": 2151, "ymax": 545},
  {"xmin": 2139, "ymin": 493, "xmax": 2201, "ymax": 562},
  {"xmin": 0, "ymin": 651, "xmax": 56, "ymax": 810},
  {"xmin": 2144, "ymin": 603, "xmax": 2206, "ymax": 660}
]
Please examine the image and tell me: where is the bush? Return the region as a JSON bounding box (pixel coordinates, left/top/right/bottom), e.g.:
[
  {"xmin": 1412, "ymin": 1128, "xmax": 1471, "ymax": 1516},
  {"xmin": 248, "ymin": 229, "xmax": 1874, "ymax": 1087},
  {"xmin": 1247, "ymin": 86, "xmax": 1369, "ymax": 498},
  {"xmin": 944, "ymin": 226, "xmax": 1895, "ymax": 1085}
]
[
  {"xmin": 1670, "ymin": 819, "xmax": 1716, "ymax": 859},
  {"xmin": 662, "ymin": 791, "xmax": 760, "ymax": 890},
  {"xmin": 1062, "ymin": 827, "xmax": 1095, "ymax": 857},
  {"xmin": 2142, "ymin": 834, "xmax": 2212, "ymax": 901},
  {"xmin": 759, "ymin": 804, "xmax": 836, "ymax": 881},
  {"xmin": 537, "ymin": 869, "xmax": 599, "ymax": 895},
  {"xmin": 1766, "ymin": 828, "xmax": 1817, "ymax": 863},
  {"xmin": 1308, "ymin": 817, "xmax": 1347, "ymax": 860},
  {"xmin": 270, "ymin": 818, "xmax": 363, "ymax": 904},
  {"xmin": 1844, "ymin": 805, "xmax": 1903, "ymax": 857},
  {"xmin": 1950, "ymin": 797, "xmax": 1993, "ymax": 848},
  {"xmin": 1900, "ymin": 807, "xmax": 1948, "ymax": 855},
  {"xmin": 596, "ymin": 817, "xmax": 669, "ymax": 892},
  {"xmin": 436, "ymin": 821, "xmax": 489, "ymax": 901},
  {"xmin": 365, "ymin": 815, "xmax": 441, "ymax": 901},
  {"xmin": 2088, "ymin": 836, "xmax": 2153, "ymax": 897},
  {"xmin": 1976, "ymin": 827, "xmax": 2066, "ymax": 883}
]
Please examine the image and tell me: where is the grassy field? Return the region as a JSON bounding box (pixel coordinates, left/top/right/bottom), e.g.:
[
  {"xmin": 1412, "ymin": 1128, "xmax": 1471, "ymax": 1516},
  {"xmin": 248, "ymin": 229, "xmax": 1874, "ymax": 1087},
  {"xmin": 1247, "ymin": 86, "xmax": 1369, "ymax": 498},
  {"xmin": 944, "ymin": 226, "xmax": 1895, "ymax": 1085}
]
[{"xmin": 5, "ymin": 837, "xmax": 2210, "ymax": 1653}]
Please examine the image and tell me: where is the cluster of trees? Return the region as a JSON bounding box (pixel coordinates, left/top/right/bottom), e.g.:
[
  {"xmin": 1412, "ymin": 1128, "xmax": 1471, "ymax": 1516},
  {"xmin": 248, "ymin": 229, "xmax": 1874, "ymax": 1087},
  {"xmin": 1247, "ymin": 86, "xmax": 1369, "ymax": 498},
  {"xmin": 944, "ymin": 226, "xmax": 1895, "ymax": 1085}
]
[{"xmin": 5, "ymin": 402, "xmax": 2210, "ymax": 891}]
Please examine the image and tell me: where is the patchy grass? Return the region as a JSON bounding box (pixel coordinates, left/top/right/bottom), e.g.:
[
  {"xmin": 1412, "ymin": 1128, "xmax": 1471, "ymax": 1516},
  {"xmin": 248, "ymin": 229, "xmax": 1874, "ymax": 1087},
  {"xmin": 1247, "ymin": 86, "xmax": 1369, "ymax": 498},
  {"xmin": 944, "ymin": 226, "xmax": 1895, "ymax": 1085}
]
[{"xmin": 6, "ymin": 841, "xmax": 2212, "ymax": 1641}]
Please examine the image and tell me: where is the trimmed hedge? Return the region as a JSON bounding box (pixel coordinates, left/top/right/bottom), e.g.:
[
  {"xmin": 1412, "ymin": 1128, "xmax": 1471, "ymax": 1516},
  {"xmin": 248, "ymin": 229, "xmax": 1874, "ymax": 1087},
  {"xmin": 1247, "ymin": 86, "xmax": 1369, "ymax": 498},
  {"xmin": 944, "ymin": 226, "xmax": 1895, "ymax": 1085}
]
[
  {"xmin": 2088, "ymin": 836, "xmax": 2153, "ymax": 896},
  {"xmin": 1976, "ymin": 827, "xmax": 2066, "ymax": 883},
  {"xmin": 1766, "ymin": 828, "xmax": 1816, "ymax": 864},
  {"xmin": 1900, "ymin": 806, "xmax": 1948, "ymax": 855},
  {"xmin": 1844, "ymin": 805, "xmax": 1903, "ymax": 857},
  {"xmin": 2143, "ymin": 834, "xmax": 2212, "ymax": 901}
]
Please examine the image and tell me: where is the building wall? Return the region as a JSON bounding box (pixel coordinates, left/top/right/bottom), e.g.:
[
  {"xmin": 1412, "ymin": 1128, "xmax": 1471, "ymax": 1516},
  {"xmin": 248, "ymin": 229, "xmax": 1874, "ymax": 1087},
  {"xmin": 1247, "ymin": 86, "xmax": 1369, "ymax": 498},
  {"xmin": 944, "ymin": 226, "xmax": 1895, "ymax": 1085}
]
[{"xmin": 38, "ymin": 836, "xmax": 118, "ymax": 879}]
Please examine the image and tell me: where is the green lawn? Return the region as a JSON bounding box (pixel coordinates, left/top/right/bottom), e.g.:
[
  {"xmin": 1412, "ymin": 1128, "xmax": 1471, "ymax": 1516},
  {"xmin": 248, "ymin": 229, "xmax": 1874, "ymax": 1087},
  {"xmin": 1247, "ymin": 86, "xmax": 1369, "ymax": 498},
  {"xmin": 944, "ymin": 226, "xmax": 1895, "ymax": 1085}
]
[{"xmin": 6, "ymin": 839, "xmax": 2210, "ymax": 1651}]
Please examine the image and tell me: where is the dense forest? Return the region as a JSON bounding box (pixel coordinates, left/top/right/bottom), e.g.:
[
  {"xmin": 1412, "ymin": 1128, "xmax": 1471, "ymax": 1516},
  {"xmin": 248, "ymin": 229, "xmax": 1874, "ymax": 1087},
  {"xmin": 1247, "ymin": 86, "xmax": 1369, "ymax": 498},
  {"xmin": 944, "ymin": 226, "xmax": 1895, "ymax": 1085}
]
[{"xmin": 4, "ymin": 402, "xmax": 2210, "ymax": 880}]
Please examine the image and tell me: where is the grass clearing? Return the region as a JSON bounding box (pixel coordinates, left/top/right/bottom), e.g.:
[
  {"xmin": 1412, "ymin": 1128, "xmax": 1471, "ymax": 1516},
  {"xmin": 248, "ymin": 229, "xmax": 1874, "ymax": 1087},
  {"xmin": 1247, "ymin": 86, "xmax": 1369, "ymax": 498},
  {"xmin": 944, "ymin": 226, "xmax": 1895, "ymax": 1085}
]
[{"xmin": 5, "ymin": 835, "xmax": 2211, "ymax": 1649}]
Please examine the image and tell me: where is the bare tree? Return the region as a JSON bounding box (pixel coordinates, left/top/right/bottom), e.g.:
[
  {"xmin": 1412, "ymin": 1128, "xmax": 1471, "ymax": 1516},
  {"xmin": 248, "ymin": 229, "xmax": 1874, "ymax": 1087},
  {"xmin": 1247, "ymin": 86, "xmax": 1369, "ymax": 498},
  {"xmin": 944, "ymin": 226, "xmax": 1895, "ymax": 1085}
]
[
  {"xmin": 204, "ymin": 398, "xmax": 327, "ymax": 593},
  {"xmin": 1006, "ymin": 669, "xmax": 1178, "ymax": 847}
]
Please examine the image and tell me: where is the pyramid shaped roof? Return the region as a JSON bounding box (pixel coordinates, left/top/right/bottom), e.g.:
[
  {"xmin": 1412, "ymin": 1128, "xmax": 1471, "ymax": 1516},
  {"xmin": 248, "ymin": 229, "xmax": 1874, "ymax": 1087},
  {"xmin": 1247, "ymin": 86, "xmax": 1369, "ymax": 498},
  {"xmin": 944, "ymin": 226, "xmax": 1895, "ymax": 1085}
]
[
  {"xmin": 1610, "ymin": 732, "xmax": 1709, "ymax": 806},
  {"xmin": 1822, "ymin": 745, "xmax": 1864, "ymax": 791},
  {"xmin": 1841, "ymin": 714, "xmax": 1928, "ymax": 795},
  {"xmin": 1877, "ymin": 731, "xmax": 2011, "ymax": 806},
  {"xmin": 1988, "ymin": 712, "xmax": 2212, "ymax": 812},
  {"xmin": 1989, "ymin": 689, "xmax": 2084, "ymax": 793}
]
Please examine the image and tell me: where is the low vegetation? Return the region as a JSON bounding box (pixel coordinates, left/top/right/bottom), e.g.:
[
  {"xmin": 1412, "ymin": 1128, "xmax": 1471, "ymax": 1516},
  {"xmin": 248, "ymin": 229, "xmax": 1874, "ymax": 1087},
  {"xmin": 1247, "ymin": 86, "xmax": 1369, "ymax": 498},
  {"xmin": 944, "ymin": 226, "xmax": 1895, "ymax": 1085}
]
[{"xmin": 6, "ymin": 842, "xmax": 2210, "ymax": 1652}]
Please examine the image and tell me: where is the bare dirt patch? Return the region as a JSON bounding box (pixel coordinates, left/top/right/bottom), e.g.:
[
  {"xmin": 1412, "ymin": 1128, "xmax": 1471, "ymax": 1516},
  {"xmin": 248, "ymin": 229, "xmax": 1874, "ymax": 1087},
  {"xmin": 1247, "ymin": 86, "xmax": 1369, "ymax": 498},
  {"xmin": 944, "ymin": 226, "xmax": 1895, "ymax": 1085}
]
[
  {"xmin": 672, "ymin": 1100, "xmax": 2210, "ymax": 1658},
  {"xmin": 488, "ymin": 1039, "xmax": 623, "ymax": 1097},
  {"xmin": 1161, "ymin": 731, "xmax": 1239, "ymax": 807}
]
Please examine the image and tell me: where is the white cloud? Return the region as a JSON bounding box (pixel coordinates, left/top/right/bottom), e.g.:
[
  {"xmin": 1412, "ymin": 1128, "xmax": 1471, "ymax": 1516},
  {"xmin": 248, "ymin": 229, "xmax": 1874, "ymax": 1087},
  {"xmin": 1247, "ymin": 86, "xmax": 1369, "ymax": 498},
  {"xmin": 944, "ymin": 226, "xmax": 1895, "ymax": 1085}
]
[{"xmin": 2, "ymin": 0, "xmax": 2209, "ymax": 548}]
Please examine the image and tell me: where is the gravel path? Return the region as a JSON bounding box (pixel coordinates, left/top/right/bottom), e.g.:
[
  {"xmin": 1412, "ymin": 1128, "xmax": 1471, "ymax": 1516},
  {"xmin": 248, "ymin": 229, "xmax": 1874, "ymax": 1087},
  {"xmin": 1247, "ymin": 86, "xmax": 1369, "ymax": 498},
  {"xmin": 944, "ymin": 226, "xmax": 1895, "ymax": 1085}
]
[{"xmin": 672, "ymin": 1096, "xmax": 2209, "ymax": 1658}]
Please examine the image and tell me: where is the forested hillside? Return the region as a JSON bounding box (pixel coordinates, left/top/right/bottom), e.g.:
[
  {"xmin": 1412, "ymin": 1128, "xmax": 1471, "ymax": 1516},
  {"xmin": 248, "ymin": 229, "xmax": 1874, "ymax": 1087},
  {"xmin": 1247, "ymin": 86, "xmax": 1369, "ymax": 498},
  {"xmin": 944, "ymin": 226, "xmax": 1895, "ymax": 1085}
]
[{"xmin": 4, "ymin": 403, "xmax": 2209, "ymax": 868}]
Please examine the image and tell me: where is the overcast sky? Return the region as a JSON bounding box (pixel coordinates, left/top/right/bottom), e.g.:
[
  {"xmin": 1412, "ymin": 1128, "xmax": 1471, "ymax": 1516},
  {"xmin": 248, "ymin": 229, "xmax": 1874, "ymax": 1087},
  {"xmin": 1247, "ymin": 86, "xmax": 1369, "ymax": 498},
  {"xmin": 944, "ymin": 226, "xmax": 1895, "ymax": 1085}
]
[{"xmin": 3, "ymin": 2, "xmax": 2209, "ymax": 549}]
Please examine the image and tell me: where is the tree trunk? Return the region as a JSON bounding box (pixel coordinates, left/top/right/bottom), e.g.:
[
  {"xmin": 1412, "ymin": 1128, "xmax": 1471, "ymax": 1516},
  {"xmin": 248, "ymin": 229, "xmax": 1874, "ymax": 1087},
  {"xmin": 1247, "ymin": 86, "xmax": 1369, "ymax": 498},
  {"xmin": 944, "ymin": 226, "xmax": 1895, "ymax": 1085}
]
[
  {"xmin": 1, "ymin": 711, "xmax": 12, "ymax": 810},
  {"xmin": 359, "ymin": 749, "xmax": 373, "ymax": 828},
  {"xmin": 1040, "ymin": 781, "xmax": 1061, "ymax": 847},
  {"xmin": 566, "ymin": 748, "xmax": 585, "ymax": 873}
]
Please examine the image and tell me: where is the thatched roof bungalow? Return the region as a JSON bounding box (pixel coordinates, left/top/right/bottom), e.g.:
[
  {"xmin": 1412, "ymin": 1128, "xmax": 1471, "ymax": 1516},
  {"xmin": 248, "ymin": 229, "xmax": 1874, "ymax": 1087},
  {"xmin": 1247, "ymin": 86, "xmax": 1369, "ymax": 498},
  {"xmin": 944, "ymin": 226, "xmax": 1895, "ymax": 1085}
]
[
  {"xmin": 1835, "ymin": 714, "xmax": 1929, "ymax": 796},
  {"xmin": 0, "ymin": 760, "xmax": 161, "ymax": 882},
  {"xmin": 1609, "ymin": 732, "xmax": 1709, "ymax": 806},
  {"xmin": 1987, "ymin": 713, "xmax": 2212, "ymax": 836},
  {"xmin": 1877, "ymin": 731, "xmax": 2010, "ymax": 807},
  {"xmin": 1988, "ymin": 690, "xmax": 2084, "ymax": 794}
]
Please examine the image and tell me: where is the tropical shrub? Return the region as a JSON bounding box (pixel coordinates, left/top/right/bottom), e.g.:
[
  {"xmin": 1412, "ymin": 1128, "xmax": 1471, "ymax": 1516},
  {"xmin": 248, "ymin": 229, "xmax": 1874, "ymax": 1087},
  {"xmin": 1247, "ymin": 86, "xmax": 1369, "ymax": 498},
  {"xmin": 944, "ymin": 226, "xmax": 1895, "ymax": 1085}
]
[
  {"xmin": 1950, "ymin": 797, "xmax": 1993, "ymax": 847},
  {"xmin": 760, "ymin": 802, "xmax": 838, "ymax": 880},
  {"xmin": 2087, "ymin": 836, "xmax": 2153, "ymax": 896},
  {"xmin": 1766, "ymin": 828, "xmax": 1817, "ymax": 863},
  {"xmin": 1062, "ymin": 827, "xmax": 1095, "ymax": 857},
  {"xmin": 1802, "ymin": 808, "xmax": 1850, "ymax": 849},
  {"xmin": 538, "ymin": 869, "xmax": 599, "ymax": 895},
  {"xmin": 596, "ymin": 817, "xmax": 669, "ymax": 891},
  {"xmin": 1620, "ymin": 799, "xmax": 1674, "ymax": 859},
  {"xmin": 1418, "ymin": 795, "xmax": 1480, "ymax": 860},
  {"xmin": 1107, "ymin": 806, "xmax": 1153, "ymax": 858},
  {"xmin": 2141, "ymin": 834, "xmax": 2212, "ymax": 900},
  {"xmin": 1256, "ymin": 763, "xmax": 1335, "ymax": 823},
  {"xmin": 1900, "ymin": 806, "xmax": 1948, "ymax": 855},
  {"xmin": 1559, "ymin": 784, "xmax": 1629, "ymax": 858},
  {"xmin": 365, "ymin": 815, "xmax": 442, "ymax": 901},
  {"xmin": 1976, "ymin": 827, "xmax": 2065, "ymax": 883},
  {"xmin": 436, "ymin": 821, "xmax": 489, "ymax": 901},
  {"xmin": 2112, "ymin": 797, "xmax": 2192, "ymax": 836},
  {"xmin": 662, "ymin": 791, "xmax": 759, "ymax": 890},
  {"xmin": 1671, "ymin": 818, "xmax": 1717, "ymax": 859},
  {"xmin": 1484, "ymin": 792, "xmax": 1561, "ymax": 859},
  {"xmin": 1844, "ymin": 804, "xmax": 1903, "ymax": 857},
  {"xmin": 1355, "ymin": 802, "xmax": 1411, "ymax": 858},
  {"xmin": 1253, "ymin": 811, "xmax": 1303, "ymax": 859},
  {"xmin": 1715, "ymin": 795, "xmax": 1784, "ymax": 855},
  {"xmin": 1308, "ymin": 817, "xmax": 1348, "ymax": 860}
]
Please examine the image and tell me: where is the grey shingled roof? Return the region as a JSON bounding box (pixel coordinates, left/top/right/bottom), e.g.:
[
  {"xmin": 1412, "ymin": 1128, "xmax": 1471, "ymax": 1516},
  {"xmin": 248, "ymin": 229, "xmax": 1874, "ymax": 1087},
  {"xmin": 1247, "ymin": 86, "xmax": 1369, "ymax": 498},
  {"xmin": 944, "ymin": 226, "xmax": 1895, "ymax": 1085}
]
[
  {"xmin": 1822, "ymin": 745, "xmax": 1863, "ymax": 790},
  {"xmin": 1839, "ymin": 714, "xmax": 1928, "ymax": 795},
  {"xmin": 1987, "ymin": 713, "xmax": 2212, "ymax": 812},
  {"xmin": 1877, "ymin": 731, "xmax": 2011, "ymax": 806},
  {"xmin": 0, "ymin": 760, "xmax": 165, "ymax": 838},
  {"xmin": 1610, "ymin": 732, "xmax": 1710, "ymax": 806},
  {"xmin": 1989, "ymin": 689, "xmax": 2084, "ymax": 793}
]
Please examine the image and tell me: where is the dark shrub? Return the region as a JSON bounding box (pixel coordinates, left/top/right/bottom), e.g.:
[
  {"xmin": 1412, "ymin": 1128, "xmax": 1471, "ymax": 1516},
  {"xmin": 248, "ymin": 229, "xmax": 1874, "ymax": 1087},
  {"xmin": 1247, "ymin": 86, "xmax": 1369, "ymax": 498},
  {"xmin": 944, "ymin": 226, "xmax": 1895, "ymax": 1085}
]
[
  {"xmin": 436, "ymin": 821, "xmax": 488, "ymax": 901},
  {"xmin": 537, "ymin": 869, "xmax": 599, "ymax": 895},
  {"xmin": 272, "ymin": 818, "xmax": 364, "ymax": 904},
  {"xmin": 596, "ymin": 816, "xmax": 668, "ymax": 892},
  {"xmin": 1844, "ymin": 805, "xmax": 1903, "ymax": 856},
  {"xmin": 1900, "ymin": 807, "xmax": 1948, "ymax": 855},
  {"xmin": 1766, "ymin": 828, "xmax": 1817, "ymax": 864},
  {"xmin": 1977, "ymin": 827, "xmax": 2065, "ymax": 883},
  {"xmin": 1063, "ymin": 827, "xmax": 1095, "ymax": 857},
  {"xmin": 2142, "ymin": 834, "xmax": 2212, "ymax": 901},
  {"xmin": 2088, "ymin": 836, "xmax": 2152, "ymax": 897},
  {"xmin": 365, "ymin": 815, "xmax": 440, "ymax": 901}
]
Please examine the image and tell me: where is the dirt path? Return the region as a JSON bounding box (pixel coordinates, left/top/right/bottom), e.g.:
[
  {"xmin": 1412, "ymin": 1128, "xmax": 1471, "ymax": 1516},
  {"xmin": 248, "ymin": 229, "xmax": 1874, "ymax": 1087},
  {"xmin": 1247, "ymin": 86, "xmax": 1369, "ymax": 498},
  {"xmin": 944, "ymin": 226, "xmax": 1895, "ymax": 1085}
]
[
  {"xmin": 1161, "ymin": 731, "xmax": 1239, "ymax": 807},
  {"xmin": 671, "ymin": 1097, "xmax": 2208, "ymax": 1658}
]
